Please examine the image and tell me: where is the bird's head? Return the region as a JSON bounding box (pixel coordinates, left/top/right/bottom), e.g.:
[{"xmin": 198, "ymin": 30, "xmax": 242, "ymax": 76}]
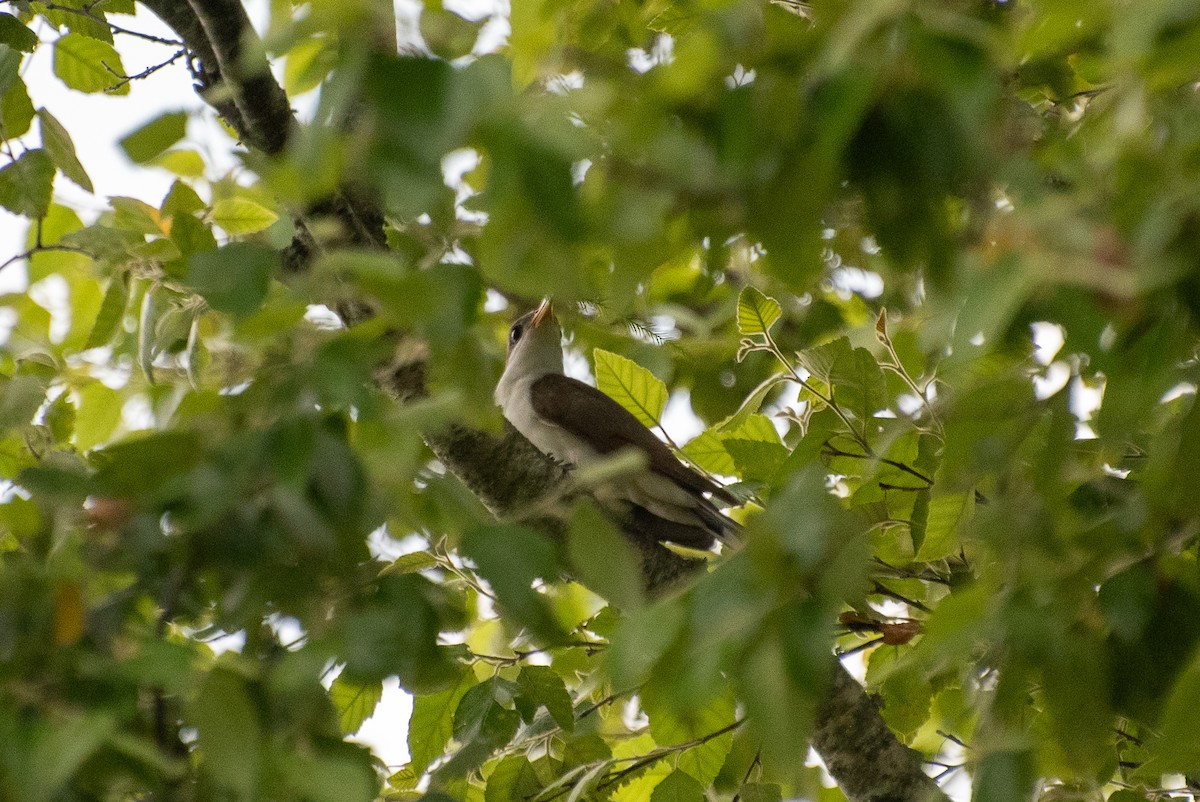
[{"xmin": 497, "ymin": 300, "xmax": 565, "ymax": 402}]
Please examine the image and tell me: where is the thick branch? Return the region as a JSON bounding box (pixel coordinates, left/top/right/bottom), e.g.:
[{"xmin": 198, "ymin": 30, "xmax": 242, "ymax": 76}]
[
  {"xmin": 184, "ymin": 0, "xmax": 293, "ymax": 155},
  {"xmin": 137, "ymin": 0, "xmax": 385, "ymax": 260},
  {"xmin": 814, "ymin": 663, "xmax": 948, "ymax": 802}
]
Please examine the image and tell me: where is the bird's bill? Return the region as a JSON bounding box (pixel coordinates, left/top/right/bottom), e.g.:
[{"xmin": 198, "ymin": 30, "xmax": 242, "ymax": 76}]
[{"xmin": 531, "ymin": 299, "xmax": 555, "ymax": 328}]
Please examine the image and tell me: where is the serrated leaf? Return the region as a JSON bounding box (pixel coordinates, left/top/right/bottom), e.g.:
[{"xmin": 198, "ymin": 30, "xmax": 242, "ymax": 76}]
[
  {"xmin": 0, "ymin": 148, "xmax": 54, "ymax": 218},
  {"xmin": 739, "ymin": 784, "xmax": 782, "ymax": 802},
  {"xmin": 716, "ymin": 375, "xmax": 787, "ymax": 434},
  {"xmin": 329, "ymin": 674, "xmax": 383, "ymax": 735},
  {"xmin": 736, "ymin": 287, "xmax": 782, "ymax": 337},
  {"xmin": 0, "ymin": 42, "xmax": 19, "ymax": 97},
  {"xmin": 186, "ymin": 242, "xmax": 276, "ymax": 318},
  {"xmin": 829, "ymin": 347, "xmax": 888, "ymax": 423},
  {"xmin": 723, "ymin": 439, "xmax": 788, "ymax": 483},
  {"xmin": 53, "ymin": 33, "xmax": 128, "ymax": 94},
  {"xmin": 917, "ymin": 491, "xmax": 973, "ymax": 562},
  {"xmin": 381, "ymin": 551, "xmax": 439, "ymax": 576},
  {"xmin": 211, "ymin": 197, "xmax": 279, "ymax": 235},
  {"xmin": 567, "ymin": 500, "xmax": 644, "ymax": 610},
  {"xmin": 795, "ymin": 337, "xmax": 854, "ymax": 385},
  {"xmin": 642, "ymin": 689, "xmax": 736, "ymax": 786},
  {"xmin": 120, "ymin": 111, "xmax": 187, "ymax": 163},
  {"xmin": 388, "ymin": 766, "xmax": 419, "ymax": 791},
  {"xmin": 2, "ymin": 77, "xmax": 35, "ymax": 138},
  {"xmin": 408, "ymin": 669, "xmax": 476, "ymax": 774},
  {"xmin": 461, "ymin": 523, "xmax": 566, "ymax": 641},
  {"xmin": 484, "ymin": 755, "xmax": 542, "ymax": 802},
  {"xmin": 38, "ymin": 108, "xmax": 92, "ymax": 192},
  {"xmin": 593, "ymin": 348, "xmax": 668, "ymax": 427},
  {"xmin": 155, "ymin": 149, "xmax": 205, "ymax": 177},
  {"xmin": 516, "ymin": 665, "xmax": 574, "ymax": 731},
  {"xmin": 650, "ymin": 770, "xmax": 704, "ymax": 802},
  {"xmin": 191, "ymin": 667, "xmax": 262, "ymax": 799},
  {"xmin": 0, "ymin": 15, "xmax": 38, "ymax": 52},
  {"xmin": 681, "ymin": 429, "xmax": 735, "ymax": 476},
  {"xmin": 723, "ymin": 413, "xmax": 781, "ymax": 443}
]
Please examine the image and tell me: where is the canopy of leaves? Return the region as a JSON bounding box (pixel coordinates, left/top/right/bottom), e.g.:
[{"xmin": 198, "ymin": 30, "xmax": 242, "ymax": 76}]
[{"xmin": 2, "ymin": 1, "xmax": 1200, "ymax": 801}]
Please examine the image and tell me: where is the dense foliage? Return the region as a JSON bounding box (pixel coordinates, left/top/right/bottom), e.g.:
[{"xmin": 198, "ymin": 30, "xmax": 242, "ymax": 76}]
[{"xmin": 3, "ymin": 0, "xmax": 1200, "ymax": 800}]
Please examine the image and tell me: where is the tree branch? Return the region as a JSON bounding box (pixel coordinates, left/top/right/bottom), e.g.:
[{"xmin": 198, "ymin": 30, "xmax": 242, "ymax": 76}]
[{"xmin": 814, "ymin": 663, "xmax": 947, "ymax": 802}]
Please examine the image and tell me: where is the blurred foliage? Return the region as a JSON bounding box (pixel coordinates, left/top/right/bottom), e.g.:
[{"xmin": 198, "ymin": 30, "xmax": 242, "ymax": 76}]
[{"xmin": 2, "ymin": 0, "xmax": 1200, "ymax": 800}]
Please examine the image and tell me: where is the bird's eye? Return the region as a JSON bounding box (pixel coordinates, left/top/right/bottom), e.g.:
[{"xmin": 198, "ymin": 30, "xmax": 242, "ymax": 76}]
[{"xmin": 509, "ymin": 324, "xmax": 524, "ymax": 344}]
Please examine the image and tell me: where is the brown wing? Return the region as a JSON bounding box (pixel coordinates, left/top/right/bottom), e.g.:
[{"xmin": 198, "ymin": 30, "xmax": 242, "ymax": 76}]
[{"xmin": 530, "ymin": 374, "xmax": 737, "ymax": 505}]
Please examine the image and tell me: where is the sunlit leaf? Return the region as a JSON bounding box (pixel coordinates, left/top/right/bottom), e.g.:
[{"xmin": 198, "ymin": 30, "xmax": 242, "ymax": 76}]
[
  {"xmin": 210, "ymin": 197, "xmax": 279, "ymax": 235},
  {"xmin": 53, "ymin": 33, "xmax": 128, "ymax": 94},
  {"xmin": 38, "ymin": 108, "xmax": 92, "ymax": 192},
  {"xmin": 329, "ymin": 674, "xmax": 383, "ymax": 735},
  {"xmin": 736, "ymin": 287, "xmax": 782, "ymax": 337},
  {"xmin": 0, "ymin": 148, "xmax": 54, "ymax": 218},
  {"xmin": 120, "ymin": 111, "xmax": 188, "ymax": 163},
  {"xmin": 594, "ymin": 348, "xmax": 668, "ymax": 427}
]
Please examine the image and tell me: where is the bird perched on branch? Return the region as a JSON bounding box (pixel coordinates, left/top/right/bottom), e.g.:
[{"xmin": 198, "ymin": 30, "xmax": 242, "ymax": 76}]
[{"xmin": 495, "ymin": 300, "xmax": 740, "ymax": 550}]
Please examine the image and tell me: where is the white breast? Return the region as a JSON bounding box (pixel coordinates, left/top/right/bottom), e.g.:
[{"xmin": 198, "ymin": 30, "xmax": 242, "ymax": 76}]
[{"xmin": 497, "ymin": 376, "xmax": 598, "ymax": 467}]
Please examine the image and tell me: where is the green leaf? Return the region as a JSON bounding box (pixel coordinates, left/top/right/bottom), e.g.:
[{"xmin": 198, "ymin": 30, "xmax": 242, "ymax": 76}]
[
  {"xmin": 650, "ymin": 770, "xmax": 705, "ymax": 802},
  {"xmin": 716, "ymin": 375, "xmax": 787, "ymax": 433},
  {"xmin": 380, "ymin": 551, "xmax": 439, "ymax": 576},
  {"xmin": 330, "ymin": 674, "xmax": 383, "ymax": 735},
  {"xmin": 516, "ymin": 665, "xmax": 574, "ymax": 731},
  {"xmin": 210, "ymin": 197, "xmax": 279, "ymax": 235},
  {"xmin": 38, "ymin": 108, "xmax": 93, "ymax": 192},
  {"xmin": 916, "ymin": 491, "xmax": 973, "ymax": 561},
  {"xmin": 435, "ymin": 677, "xmax": 522, "ymax": 780},
  {"xmin": 72, "ymin": 381, "xmax": 121, "ymax": 451},
  {"xmin": 681, "ymin": 429, "xmax": 735, "ymax": 475},
  {"xmin": 567, "ymin": 500, "xmax": 644, "ymax": 610},
  {"xmin": 461, "ymin": 523, "xmax": 566, "ymax": 642},
  {"xmin": 186, "ymin": 242, "xmax": 277, "ymax": 318},
  {"xmin": 736, "ymin": 287, "xmax": 782, "ymax": 336},
  {"xmin": 92, "ymin": 430, "xmax": 203, "ymax": 495},
  {"xmin": 723, "ymin": 438, "xmax": 788, "ymax": 483},
  {"xmin": 120, "ymin": 111, "xmax": 187, "ymax": 163},
  {"xmin": 0, "ymin": 42, "xmax": 19, "ymax": 97},
  {"xmin": 53, "ymin": 33, "xmax": 128, "ymax": 94},
  {"xmin": 642, "ymin": 688, "xmax": 737, "ymax": 786},
  {"xmin": 408, "ymin": 669, "xmax": 476, "ymax": 774},
  {"xmin": 593, "ymin": 348, "xmax": 668, "ymax": 427},
  {"xmin": 0, "ymin": 15, "xmax": 38, "ymax": 52},
  {"xmin": 484, "ymin": 756, "xmax": 542, "ymax": 802},
  {"xmin": 2, "ymin": 77, "xmax": 35, "ymax": 138},
  {"xmin": 0, "ymin": 148, "xmax": 54, "ymax": 218},
  {"xmin": 191, "ymin": 666, "xmax": 263, "ymax": 799},
  {"xmin": 795, "ymin": 337, "xmax": 854, "ymax": 386},
  {"xmin": 829, "ymin": 347, "xmax": 888, "ymax": 423},
  {"xmin": 738, "ymin": 784, "xmax": 782, "ymax": 802},
  {"xmin": 85, "ymin": 273, "xmax": 129, "ymax": 349},
  {"xmin": 156, "ymin": 149, "xmax": 205, "ymax": 177}
]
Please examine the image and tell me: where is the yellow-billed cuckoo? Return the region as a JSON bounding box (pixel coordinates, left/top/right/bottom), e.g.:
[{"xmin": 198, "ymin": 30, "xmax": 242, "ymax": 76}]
[{"xmin": 495, "ymin": 300, "xmax": 740, "ymax": 550}]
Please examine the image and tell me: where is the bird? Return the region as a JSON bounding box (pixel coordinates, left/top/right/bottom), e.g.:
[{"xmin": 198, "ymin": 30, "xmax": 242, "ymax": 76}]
[{"xmin": 495, "ymin": 300, "xmax": 740, "ymax": 550}]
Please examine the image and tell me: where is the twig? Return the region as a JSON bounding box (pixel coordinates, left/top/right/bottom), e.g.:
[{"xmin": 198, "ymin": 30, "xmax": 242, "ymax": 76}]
[
  {"xmin": 871, "ymin": 581, "xmax": 932, "ymax": 613},
  {"xmin": 0, "ymin": 244, "xmax": 91, "ymax": 273},
  {"xmin": 837, "ymin": 637, "xmax": 883, "ymax": 657},
  {"xmin": 104, "ymin": 48, "xmax": 188, "ymax": 90},
  {"xmin": 13, "ymin": 1, "xmax": 186, "ymax": 45}
]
